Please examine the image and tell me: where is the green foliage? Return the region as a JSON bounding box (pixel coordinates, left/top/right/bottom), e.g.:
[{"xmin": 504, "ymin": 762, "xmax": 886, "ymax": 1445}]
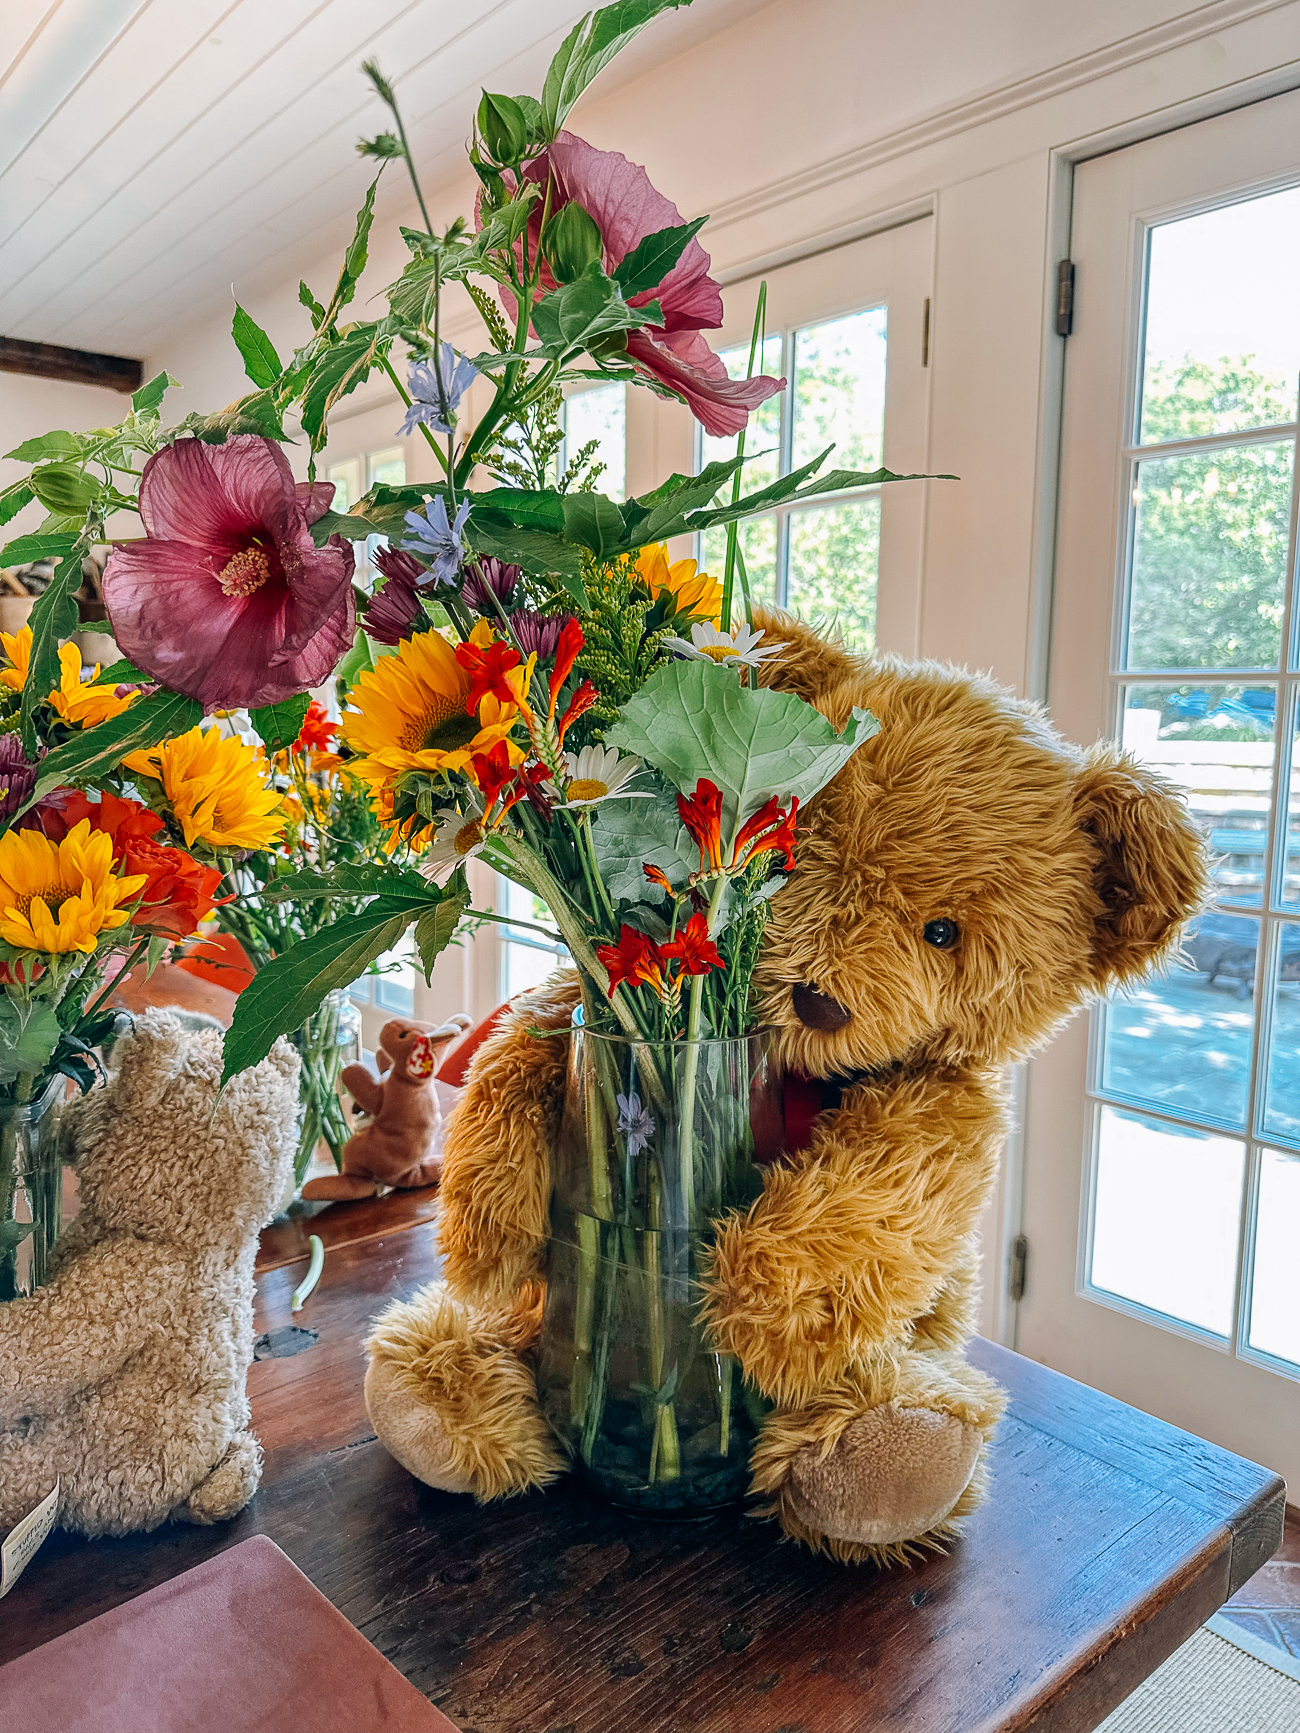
[
  {"xmin": 28, "ymin": 464, "xmax": 98, "ymax": 514},
  {"xmin": 0, "ymin": 999, "xmax": 63, "ymax": 1082},
  {"xmin": 540, "ymin": 0, "xmax": 692, "ymax": 137},
  {"xmin": 541, "ymin": 202, "xmax": 604, "ymax": 283},
  {"xmin": 614, "ymin": 217, "xmax": 706, "ymax": 298},
  {"xmin": 415, "ymin": 882, "xmax": 470, "ymax": 981},
  {"xmin": 530, "ymin": 265, "xmax": 661, "ymax": 357},
  {"xmin": 131, "ymin": 371, "xmax": 176, "ymax": 416},
  {"xmin": 232, "ymin": 304, "xmax": 284, "ymax": 389},
  {"xmin": 20, "ymin": 550, "xmax": 84, "ymax": 755},
  {"xmin": 250, "ymin": 694, "xmax": 311, "ymax": 754},
  {"xmin": 608, "ymin": 659, "xmax": 880, "ymax": 833},
  {"xmin": 477, "ymin": 91, "xmax": 528, "ymax": 164},
  {"xmin": 26, "ymin": 688, "xmax": 204, "ymax": 809}
]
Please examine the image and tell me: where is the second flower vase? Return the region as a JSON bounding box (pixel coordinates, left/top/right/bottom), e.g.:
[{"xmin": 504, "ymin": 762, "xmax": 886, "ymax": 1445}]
[{"xmin": 534, "ymin": 1016, "xmax": 780, "ymax": 1513}]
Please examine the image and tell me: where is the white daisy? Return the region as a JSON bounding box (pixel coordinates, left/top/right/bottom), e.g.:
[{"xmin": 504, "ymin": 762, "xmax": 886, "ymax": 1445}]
[
  {"xmin": 561, "ymin": 744, "xmax": 652, "ymax": 807},
  {"xmin": 418, "ymin": 813, "xmax": 488, "ymax": 884},
  {"xmin": 662, "ymin": 620, "xmax": 778, "ymax": 668}
]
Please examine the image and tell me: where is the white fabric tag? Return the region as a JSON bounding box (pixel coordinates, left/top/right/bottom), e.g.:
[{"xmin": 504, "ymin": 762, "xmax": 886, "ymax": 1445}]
[{"xmin": 0, "ymin": 1478, "xmax": 59, "ymax": 1600}]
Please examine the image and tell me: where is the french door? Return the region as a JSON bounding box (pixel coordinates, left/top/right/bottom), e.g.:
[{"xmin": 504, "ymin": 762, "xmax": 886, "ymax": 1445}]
[{"xmin": 1021, "ymin": 91, "xmax": 1300, "ymax": 1489}]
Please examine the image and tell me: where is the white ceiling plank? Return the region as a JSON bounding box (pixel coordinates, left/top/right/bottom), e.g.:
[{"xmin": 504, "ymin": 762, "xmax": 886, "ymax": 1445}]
[
  {"xmin": 0, "ymin": 0, "xmax": 65, "ymax": 88},
  {"xmin": 0, "ymin": 0, "xmax": 153, "ymax": 178}
]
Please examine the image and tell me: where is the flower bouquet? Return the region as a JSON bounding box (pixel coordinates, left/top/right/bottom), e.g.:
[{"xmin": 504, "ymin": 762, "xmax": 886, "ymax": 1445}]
[{"xmin": 0, "ymin": 0, "xmax": 932, "ymax": 1489}]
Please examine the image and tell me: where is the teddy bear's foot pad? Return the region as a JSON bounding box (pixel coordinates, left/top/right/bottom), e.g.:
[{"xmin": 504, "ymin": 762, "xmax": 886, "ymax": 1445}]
[
  {"xmin": 178, "ymin": 1431, "xmax": 263, "ymax": 1525},
  {"xmin": 787, "ymin": 1403, "xmax": 982, "ymax": 1548},
  {"xmin": 363, "ymin": 1357, "xmax": 476, "ymax": 1495}
]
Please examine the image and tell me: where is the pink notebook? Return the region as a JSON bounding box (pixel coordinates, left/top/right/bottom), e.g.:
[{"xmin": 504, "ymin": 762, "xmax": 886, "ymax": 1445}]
[{"xmin": 0, "ymin": 1534, "xmax": 459, "ymax": 1732}]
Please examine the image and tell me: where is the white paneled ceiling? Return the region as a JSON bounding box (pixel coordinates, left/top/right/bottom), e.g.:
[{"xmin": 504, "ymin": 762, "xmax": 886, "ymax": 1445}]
[{"xmin": 0, "ymin": 0, "xmax": 759, "ymax": 356}]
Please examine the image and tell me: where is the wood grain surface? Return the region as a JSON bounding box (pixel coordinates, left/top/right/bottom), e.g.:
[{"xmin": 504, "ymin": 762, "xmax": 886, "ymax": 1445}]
[{"xmin": 1, "ymin": 1223, "xmax": 1284, "ymax": 1733}]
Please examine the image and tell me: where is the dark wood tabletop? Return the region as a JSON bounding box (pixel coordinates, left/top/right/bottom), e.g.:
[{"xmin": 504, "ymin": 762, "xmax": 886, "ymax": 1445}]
[{"xmin": 1, "ymin": 1204, "xmax": 1286, "ymax": 1733}]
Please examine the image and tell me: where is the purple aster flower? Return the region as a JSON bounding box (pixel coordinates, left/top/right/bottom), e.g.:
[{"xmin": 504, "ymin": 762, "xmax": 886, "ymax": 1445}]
[
  {"xmin": 363, "ymin": 546, "xmax": 425, "ymax": 645},
  {"xmin": 512, "ymin": 609, "xmax": 573, "ymax": 659},
  {"xmin": 461, "ymin": 556, "xmax": 521, "ymax": 614},
  {"xmin": 398, "ymin": 345, "xmax": 479, "ymax": 438},
  {"xmin": 0, "ymin": 732, "xmax": 40, "ymax": 824},
  {"xmin": 402, "ymin": 496, "xmax": 471, "ymax": 587}
]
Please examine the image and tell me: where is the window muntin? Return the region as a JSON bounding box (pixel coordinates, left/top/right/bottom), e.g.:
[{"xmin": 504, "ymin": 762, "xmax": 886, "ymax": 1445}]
[
  {"xmin": 1084, "ymin": 183, "xmax": 1300, "ymax": 1377},
  {"xmin": 697, "ymin": 311, "xmax": 886, "ymax": 652}
]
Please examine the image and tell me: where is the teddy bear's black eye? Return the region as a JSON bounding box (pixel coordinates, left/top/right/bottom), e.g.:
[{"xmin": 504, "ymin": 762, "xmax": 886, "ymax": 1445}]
[{"xmin": 923, "ymin": 919, "xmax": 960, "ymax": 950}]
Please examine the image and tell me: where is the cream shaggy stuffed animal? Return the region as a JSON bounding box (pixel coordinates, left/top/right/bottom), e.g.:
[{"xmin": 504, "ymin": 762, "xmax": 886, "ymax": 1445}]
[{"xmin": 0, "ymin": 1011, "xmax": 299, "ymax": 1538}]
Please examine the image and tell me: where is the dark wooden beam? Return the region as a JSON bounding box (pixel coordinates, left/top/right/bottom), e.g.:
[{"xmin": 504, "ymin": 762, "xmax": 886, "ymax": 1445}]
[{"xmin": 0, "ymin": 336, "xmax": 142, "ymax": 394}]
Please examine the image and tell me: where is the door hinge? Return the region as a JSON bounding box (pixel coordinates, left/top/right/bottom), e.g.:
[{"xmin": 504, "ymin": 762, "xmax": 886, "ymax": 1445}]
[
  {"xmin": 921, "ymin": 296, "xmax": 931, "ymax": 367},
  {"xmin": 1008, "ymin": 1233, "xmax": 1029, "ymax": 1304},
  {"xmin": 1055, "ymin": 259, "xmax": 1075, "ymax": 338}
]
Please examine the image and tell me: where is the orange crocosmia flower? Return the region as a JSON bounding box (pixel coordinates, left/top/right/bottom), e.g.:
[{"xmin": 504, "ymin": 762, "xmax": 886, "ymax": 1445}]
[
  {"xmin": 294, "ymin": 699, "xmax": 338, "ymax": 753},
  {"xmin": 596, "ymin": 925, "xmax": 665, "ymax": 997},
  {"xmin": 661, "ymin": 911, "xmax": 724, "ymax": 978},
  {"xmin": 556, "ymin": 678, "xmax": 598, "ymax": 745},
  {"xmin": 677, "ymin": 778, "xmax": 725, "ymax": 872},
  {"xmin": 469, "ymin": 739, "xmax": 517, "ymax": 806},
  {"xmin": 548, "ymin": 617, "xmax": 585, "ymax": 717},
  {"xmin": 745, "ymin": 795, "xmax": 799, "ymax": 873},
  {"xmin": 455, "ymin": 636, "xmax": 535, "ymax": 715},
  {"xmin": 643, "ymin": 863, "xmax": 674, "ymax": 895}
]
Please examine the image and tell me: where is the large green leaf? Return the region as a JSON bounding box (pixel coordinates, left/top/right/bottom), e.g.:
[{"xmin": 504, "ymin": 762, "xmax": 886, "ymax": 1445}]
[
  {"xmin": 299, "ymin": 325, "xmax": 389, "ymax": 449},
  {"xmin": 249, "ymin": 694, "xmax": 310, "ymax": 754},
  {"xmin": 261, "ymin": 863, "xmax": 430, "ymax": 905},
  {"xmin": 27, "ymin": 687, "xmax": 203, "ymax": 808},
  {"xmin": 232, "ymin": 304, "xmax": 284, "ymax": 389},
  {"xmin": 221, "ymin": 905, "xmax": 415, "ymax": 1087},
  {"xmin": 468, "ymin": 512, "xmax": 587, "ymax": 599},
  {"xmin": 0, "ymin": 531, "xmax": 78, "ymax": 567},
  {"xmin": 591, "ymin": 784, "xmax": 697, "ymax": 904},
  {"xmin": 320, "ymin": 174, "xmax": 381, "ymax": 328},
  {"xmin": 613, "ymin": 217, "xmax": 706, "ymax": 299},
  {"xmin": 0, "ymin": 999, "xmax": 63, "ymax": 1082},
  {"xmin": 619, "ymin": 457, "xmax": 743, "ymax": 545},
  {"xmin": 4, "ymin": 430, "xmax": 87, "ymax": 463},
  {"xmin": 561, "ymin": 491, "xmax": 626, "ymax": 559},
  {"xmin": 529, "ymin": 265, "xmax": 660, "ymax": 356},
  {"xmin": 415, "ymin": 884, "xmax": 469, "ymax": 982},
  {"xmin": 168, "ymin": 390, "xmax": 284, "ymax": 445},
  {"xmin": 685, "ymin": 458, "xmax": 954, "ymax": 534},
  {"xmin": 606, "ymin": 659, "xmax": 879, "ymax": 836},
  {"xmin": 473, "ymin": 487, "xmax": 567, "ymax": 533},
  {"xmin": 541, "ymin": 0, "xmax": 692, "ymax": 135},
  {"xmin": 20, "ymin": 549, "xmax": 84, "ymax": 754}
]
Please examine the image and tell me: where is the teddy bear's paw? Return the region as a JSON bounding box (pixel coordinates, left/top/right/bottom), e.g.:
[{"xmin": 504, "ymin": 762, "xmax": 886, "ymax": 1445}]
[
  {"xmin": 364, "ymin": 1356, "xmax": 477, "ymax": 1495},
  {"xmin": 785, "ymin": 1403, "xmax": 983, "ymax": 1552},
  {"xmin": 177, "ymin": 1431, "xmax": 262, "ymax": 1526}
]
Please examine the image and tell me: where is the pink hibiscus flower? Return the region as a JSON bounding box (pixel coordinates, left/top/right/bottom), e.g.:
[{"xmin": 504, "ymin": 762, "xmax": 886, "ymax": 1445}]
[
  {"xmin": 102, "ymin": 436, "xmax": 355, "ymax": 710},
  {"xmin": 513, "ymin": 134, "xmax": 784, "ymax": 438}
]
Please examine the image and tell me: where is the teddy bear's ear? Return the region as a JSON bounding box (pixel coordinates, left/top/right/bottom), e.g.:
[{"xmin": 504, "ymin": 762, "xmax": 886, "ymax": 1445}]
[
  {"xmin": 1073, "ymin": 744, "xmax": 1210, "ymax": 989},
  {"xmin": 107, "ymin": 1009, "xmax": 189, "ymax": 1108},
  {"xmin": 752, "ymin": 606, "xmax": 863, "ymax": 703}
]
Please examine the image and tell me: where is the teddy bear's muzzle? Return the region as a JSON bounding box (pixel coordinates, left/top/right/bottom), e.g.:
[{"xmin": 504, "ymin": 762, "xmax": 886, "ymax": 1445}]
[{"xmin": 791, "ymin": 983, "xmax": 853, "ymax": 1031}]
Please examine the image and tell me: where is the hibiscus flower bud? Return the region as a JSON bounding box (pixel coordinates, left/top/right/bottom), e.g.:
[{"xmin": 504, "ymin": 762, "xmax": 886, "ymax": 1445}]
[
  {"xmin": 477, "ymin": 91, "xmax": 527, "ymax": 166},
  {"xmin": 541, "ymin": 201, "xmax": 603, "ymax": 284}
]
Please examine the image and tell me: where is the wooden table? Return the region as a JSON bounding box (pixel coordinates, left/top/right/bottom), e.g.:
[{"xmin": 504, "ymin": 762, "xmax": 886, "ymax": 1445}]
[{"xmin": 1, "ymin": 1207, "xmax": 1285, "ymax": 1733}]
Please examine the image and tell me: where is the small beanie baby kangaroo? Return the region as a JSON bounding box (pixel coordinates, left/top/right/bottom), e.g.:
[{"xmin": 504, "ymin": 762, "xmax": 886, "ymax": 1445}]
[{"xmin": 302, "ymin": 1014, "xmax": 472, "ymax": 1202}]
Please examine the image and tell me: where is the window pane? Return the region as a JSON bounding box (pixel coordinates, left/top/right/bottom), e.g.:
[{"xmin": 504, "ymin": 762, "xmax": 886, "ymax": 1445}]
[
  {"xmin": 1090, "ymin": 1106, "xmax": 1245, "ymax": 1337},
  {"xmin": 1280, "ymin": 718, "xmax": 1300, "ymax": 907},
  {"xmin": 1121, "ymin": 686, "xmax": 1277, "ymax": 906},
  {"xmin": 1101, "ymin": 917, "xmax": 1258, "ymax": 1130},
  {"xmin": 699, "ymin": 335, "xmax": 783, "ymax": 495},
  {"xmin": 374, "ymin": 936, "xmax": 416, "ymax": 1014},
  {"xmin": 699, "ymin": 515, "xmax": 779, "ymax": 609},
  {"xmin": 367, "ymin": 447, "xmax": 406, "ymax": 488},
  {"xmin": 1139, "ymin": 188, "xmax": 1300, "ymax": 443},
  {"xmin": 785, "ymin": 498, "xmax": 878, "ymax": 653},
  {"xmin": 792, "ymin": 308, "xmax": 886, "ymax": 473},
  {"xmin": 565, "ymin": 382, "xmax": 626, "ymax": 499},
  {"xmin": 1261, "ymin": 924, "xmax": 1300, "ymax": 1147},
  {"xmin": 1125, "ymin": 441, "xmax": 1292, "ymax": 671},
  {"xmin": 1249, "ymin": 1149, "xmax": 1300, "ymax": 1367},
  {"xmin": 501, "ymin": 877, "xmax": 566, "ymax": 999}
]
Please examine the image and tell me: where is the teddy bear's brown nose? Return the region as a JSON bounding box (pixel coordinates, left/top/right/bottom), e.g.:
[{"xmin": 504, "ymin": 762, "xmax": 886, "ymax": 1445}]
[{"xmin": 792, "ymin": 983, "xmax": 852, "ymax": 1031}]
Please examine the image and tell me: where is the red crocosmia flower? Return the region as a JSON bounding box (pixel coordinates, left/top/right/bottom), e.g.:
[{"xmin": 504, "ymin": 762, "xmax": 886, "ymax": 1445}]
[
  {"xmin": 548, "ymin": 616, "xmax": 585, "ymax": 719},
  {"xmin": 732, "ymin": 796, "xmax": 783, "ymax": 861},
  {"xmin": 293, "ymin": 700, "xmax": 338, "ymax": 754},
  {"xmin": 643, "ymin": 863, "xmax": 674, "ymax": 895},
  {"xmin": 596, "ymin": 924, "xmax": 665, "ymax": 997},
  {"xmin": 455, "ymin": 638, "xmax": 524, "ymax": 714},
  {"xmin": 469, "ymin": 739, "xmax": 517, "ymax": 806},
  {"xmin": 661, "ymin": 911, "xmax": 724, "ymax": 978},
  {"xmin": 556, "ymin": 678, "xmax": 598, "ymax": 744},
  {"xmin": 44, "ymin": 789, "xmax": 225, "ymax": 940},
  {"xmin": 512, "ymin": 136, "xmax": 784, "ymax": 438},
  {"xmin": 747, "ymin": 795, "xmax": 799, "ymax": 873},
  {"xmin": 677, "ymin": 778, "xmax": 724, "ymax": 872},
  {"xmin": 101, "ymin": 435, "xmax": 356, "ymax": 710}
]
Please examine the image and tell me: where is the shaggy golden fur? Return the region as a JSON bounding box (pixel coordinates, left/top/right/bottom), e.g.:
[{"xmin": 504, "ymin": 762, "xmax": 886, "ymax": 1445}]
[
  {"xmin": 367, "ymin": 612, "xmax": 1208, "ymax": 1564},
  {"xmin": 0, "ymin": 1011, "xmax": 299, "ymax": 1538}
]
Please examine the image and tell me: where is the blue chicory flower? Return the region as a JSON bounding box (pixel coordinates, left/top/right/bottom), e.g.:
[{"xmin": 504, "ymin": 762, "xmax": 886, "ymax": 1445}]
[
  {"xmin": 616, "ymin": 1089, "xmax": 655, "ymax": 1161},
  {"xmin": 402, "ymin": 496, "xmax": 471, "ymax": 587},
  {"xmin": 398, "ymin": 344, "xmax": 479, "ymax": 437}
]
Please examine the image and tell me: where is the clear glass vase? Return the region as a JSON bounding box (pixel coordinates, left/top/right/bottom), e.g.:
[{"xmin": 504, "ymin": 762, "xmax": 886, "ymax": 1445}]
[
  {"xmin": 290, "ymin": 988, "xmax": 362, "ymax": 1186},
  {"xmin": 535, "ymin": 1018, "xmax": 781, "ymax": 1513},
  {"xmin": 0, "ymin": 1074, "xmax": 68, "ymax": 1302}
]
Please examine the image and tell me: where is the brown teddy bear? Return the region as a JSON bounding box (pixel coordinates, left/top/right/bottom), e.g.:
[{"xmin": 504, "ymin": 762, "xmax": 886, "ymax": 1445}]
[
  {"xmin": 364, "ymin": 613, "xmax": 1207, "ymax": 1563},
  {"xmin": 0, "ymin": 1010, "xmax": 300, "ymax": 1538},
  {"xmin": 302, "ymin": 1014, "xmax": 472, "ymax": 1203}
]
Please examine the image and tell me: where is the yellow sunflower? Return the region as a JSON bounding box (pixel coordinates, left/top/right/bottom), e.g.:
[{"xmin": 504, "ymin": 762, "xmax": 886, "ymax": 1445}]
[
  {"xmin": 633, "ymin": 543, "xmax": 723, "ymax": 624},
  {"xmin": 124, "ymin": 726, "xmax": 284, "ymax": 851},
  {"xmin": 46, "ymin": 642, "xmax": 137, "ymax": 728},
  {"xmin": 0, "ymin": 821, "xmax": 148, "ymax": 954},
  {"xmin": 0, "ymin": 627, "xmax": 31, "ymax": 695},
  {"xmin": 341, "ymin": 628, "xmax": 522, "ymax": 789}
]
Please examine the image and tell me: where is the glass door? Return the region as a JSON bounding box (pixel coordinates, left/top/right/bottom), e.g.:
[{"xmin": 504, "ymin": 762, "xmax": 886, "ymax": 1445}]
[{"xmin": 1022, "ymin": 89, "xmax": 1300, "ymax": 1488}]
